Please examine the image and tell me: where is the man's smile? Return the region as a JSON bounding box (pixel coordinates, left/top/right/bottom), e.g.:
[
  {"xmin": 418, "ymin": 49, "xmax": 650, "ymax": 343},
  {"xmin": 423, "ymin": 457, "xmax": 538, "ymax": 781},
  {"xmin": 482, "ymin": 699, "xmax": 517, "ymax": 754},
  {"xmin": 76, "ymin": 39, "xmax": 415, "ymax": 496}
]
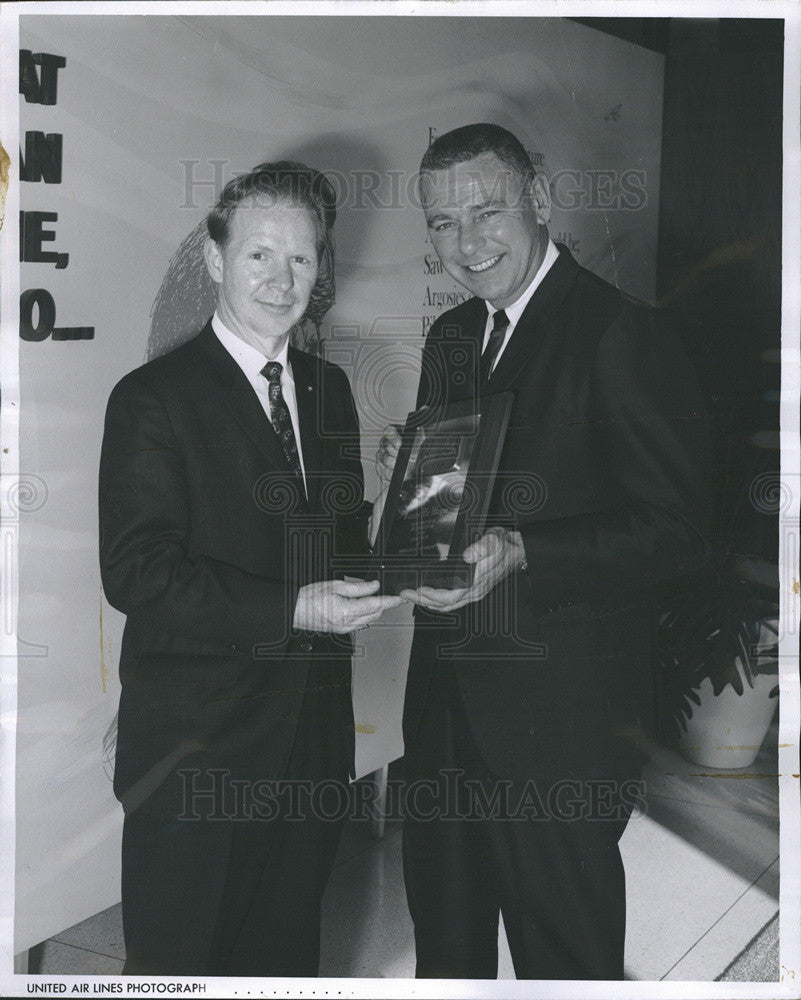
[
  {"xmin": 464, "ymin": 254, "xmax": 504, "ymax": 273},
  {"xmin": 258, "ymin": 300, "xmax": 293, "ymax": 310}
]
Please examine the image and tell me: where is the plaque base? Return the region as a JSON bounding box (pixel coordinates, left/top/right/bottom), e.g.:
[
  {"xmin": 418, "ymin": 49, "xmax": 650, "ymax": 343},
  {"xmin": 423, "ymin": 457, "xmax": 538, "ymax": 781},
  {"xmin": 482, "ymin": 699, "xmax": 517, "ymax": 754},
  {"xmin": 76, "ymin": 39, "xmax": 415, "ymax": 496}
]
[{"xmin": 335, "ymin": 555, "xmax": 475, "ymax": 596}]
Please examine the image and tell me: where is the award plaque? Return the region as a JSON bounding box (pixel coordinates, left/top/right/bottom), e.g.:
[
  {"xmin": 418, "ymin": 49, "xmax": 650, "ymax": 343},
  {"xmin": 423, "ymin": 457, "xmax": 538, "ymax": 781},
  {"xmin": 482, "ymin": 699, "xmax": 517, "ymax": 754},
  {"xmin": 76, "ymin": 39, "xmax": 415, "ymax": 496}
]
[{"xmin": 341, "ymin": 392, "xmax": 514, "ymax": 595}]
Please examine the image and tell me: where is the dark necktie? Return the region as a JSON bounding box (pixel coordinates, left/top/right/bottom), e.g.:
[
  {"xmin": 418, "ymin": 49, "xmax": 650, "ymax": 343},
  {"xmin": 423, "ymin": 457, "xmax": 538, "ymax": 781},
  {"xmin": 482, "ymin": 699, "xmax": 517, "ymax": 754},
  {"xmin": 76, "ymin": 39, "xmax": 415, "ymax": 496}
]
[
  {"xmin": 261, "ymin": 361, "xmax": 304, "ymax": 485},
  {"xmin": 479, "ymin": 308, "xmax": 510, "ymax": 382}
]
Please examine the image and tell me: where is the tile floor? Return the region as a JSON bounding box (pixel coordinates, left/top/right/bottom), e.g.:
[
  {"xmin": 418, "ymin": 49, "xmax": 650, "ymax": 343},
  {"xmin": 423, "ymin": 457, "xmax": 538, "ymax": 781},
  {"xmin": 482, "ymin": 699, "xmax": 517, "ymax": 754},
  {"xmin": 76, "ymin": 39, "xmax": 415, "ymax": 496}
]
[{"xmin": 29, "ymin": 724, "xmax": 780, "ymax": 981}]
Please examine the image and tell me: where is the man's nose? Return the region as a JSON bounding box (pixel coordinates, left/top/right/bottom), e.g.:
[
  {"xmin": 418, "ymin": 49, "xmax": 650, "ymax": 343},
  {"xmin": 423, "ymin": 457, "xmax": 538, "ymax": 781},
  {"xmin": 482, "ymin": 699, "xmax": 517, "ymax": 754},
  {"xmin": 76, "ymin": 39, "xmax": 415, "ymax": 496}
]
[
  {"xmin": 458, "ymin": 220, "xmax": 484, "ymax": 257},
  {"xmin": 267, "ymin": 259, "xmax": 293, "ymax": 291}
]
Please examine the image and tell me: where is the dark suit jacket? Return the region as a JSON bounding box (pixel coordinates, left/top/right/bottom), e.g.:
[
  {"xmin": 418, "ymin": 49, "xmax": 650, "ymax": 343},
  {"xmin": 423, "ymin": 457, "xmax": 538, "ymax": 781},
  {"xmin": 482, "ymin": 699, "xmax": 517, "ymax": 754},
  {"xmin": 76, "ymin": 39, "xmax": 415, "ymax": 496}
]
[
  {"xmin": 404, "ymin": 247, "xmax": 712, "ymax": 788},
  {"xmin": 99, "ymin": 321, "xmax": 367, "ymax": 969}
]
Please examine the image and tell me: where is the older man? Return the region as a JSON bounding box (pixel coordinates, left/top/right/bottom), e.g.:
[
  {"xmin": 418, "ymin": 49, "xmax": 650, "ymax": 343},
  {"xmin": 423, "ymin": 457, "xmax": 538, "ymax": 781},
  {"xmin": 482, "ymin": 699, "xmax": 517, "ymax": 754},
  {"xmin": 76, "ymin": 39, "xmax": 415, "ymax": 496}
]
[
  {"xmin": 378, "ymin": 124, "xmax": 711, "ymax": 979},
  {"xmin": 100, "ymin": 161, "xmax": 400, "ymax": 976}
]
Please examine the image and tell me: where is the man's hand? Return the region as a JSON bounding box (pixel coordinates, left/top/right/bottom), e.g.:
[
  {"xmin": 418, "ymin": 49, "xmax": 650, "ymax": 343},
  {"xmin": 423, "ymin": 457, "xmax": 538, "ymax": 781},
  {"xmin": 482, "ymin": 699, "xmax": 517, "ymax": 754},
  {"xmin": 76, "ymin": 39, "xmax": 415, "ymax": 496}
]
[
  {"xmin": 375, "ymin": 424, "xmax": 403, "ymax": 485},
  {"xmin": 400, "ymin": 527, "xmax": 526, "ymax": 613},
  {"xmin": 293, "ymin": 578, "xmax": 404, "ymax": 634}
]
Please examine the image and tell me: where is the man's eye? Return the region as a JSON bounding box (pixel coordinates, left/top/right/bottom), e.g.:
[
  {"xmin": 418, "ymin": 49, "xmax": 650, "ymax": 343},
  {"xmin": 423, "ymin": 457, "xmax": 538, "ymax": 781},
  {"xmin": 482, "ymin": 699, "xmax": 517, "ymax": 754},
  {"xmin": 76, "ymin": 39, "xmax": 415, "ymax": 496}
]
[
  {"xmin": 250, "ymin": 251, "xmax": 265, "ymax": 260},
  {"xmin": 292, "ymin": 256, "xmax": 313, "ymax": 265},
  {"xmin": 431, "ymin": 221, "xmax": 455, "ymax": 233},
  {"xmin": 478, "ymin": 210, "xmax": 500, "ymax": 221}
]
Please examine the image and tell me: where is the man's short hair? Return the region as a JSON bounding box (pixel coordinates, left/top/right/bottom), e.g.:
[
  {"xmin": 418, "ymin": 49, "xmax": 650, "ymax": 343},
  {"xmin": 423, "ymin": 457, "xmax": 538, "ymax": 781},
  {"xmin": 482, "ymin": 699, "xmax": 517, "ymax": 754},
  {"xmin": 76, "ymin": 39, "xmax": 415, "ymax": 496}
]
[
  {"xmin": 420, "ymin": 123, "xmax": 536, "ymax": 185},
  {"xmin": 206, "ymin": 160, "xmax": 337, "ymax": 324}
]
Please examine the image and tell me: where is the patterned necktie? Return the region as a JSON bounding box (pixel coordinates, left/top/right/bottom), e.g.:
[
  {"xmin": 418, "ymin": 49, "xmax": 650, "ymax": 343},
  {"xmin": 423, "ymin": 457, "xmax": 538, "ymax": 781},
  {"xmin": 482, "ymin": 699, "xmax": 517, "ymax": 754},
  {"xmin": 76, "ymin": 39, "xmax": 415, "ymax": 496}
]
[
  {"xmin": 261, "ymin": 361, "xmax": 303, "ymax": 485},
  {"xmin": 480, "ymin": 308, "xmax": 510, "ymax": 382}
]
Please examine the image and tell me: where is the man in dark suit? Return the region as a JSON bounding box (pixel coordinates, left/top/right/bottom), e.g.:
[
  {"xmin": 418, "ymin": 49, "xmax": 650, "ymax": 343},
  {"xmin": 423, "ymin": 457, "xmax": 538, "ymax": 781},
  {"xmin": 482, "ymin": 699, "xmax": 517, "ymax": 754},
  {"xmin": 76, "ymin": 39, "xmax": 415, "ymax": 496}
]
[
  {"xmin": 377, "ymin": 124, "xmax": 711, "ymax": 979},
  {"xmin": 100, "ymin": 161, "xmax": 401, "ymax": 976}
]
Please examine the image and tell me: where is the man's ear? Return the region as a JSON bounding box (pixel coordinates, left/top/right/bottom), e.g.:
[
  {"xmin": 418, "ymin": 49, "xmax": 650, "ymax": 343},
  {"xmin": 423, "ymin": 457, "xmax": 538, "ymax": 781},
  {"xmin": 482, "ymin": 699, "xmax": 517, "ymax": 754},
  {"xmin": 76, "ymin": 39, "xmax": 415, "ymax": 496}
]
[
  {"xmin": 203, "ymin": 237, "xmax": 224, "ymax": 284},
  {"xmin": 529, "ymin": 172, "xmax": 552, "ymax": 225}
]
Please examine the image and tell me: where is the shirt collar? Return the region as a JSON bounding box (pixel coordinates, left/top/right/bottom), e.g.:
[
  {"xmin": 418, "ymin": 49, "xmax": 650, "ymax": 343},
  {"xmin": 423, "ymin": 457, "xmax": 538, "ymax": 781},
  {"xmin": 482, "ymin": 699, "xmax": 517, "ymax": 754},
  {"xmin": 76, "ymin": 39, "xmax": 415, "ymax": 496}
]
[
  {"xmin": 488, "ymin": 237, "xmax": 560, "ymax": 327},
  {"xmin": 211, "ymin": 312, "xmax": 292, "ymax": 382}
]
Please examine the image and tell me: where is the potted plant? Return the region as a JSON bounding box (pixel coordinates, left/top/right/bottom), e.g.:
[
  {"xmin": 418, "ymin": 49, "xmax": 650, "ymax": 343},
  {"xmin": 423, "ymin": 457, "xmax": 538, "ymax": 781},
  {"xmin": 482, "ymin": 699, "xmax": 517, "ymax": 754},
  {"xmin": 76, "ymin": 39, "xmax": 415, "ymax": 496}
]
[{"xmin": 657, "ymin": 570, "xmax": 779, "ymax": 769}]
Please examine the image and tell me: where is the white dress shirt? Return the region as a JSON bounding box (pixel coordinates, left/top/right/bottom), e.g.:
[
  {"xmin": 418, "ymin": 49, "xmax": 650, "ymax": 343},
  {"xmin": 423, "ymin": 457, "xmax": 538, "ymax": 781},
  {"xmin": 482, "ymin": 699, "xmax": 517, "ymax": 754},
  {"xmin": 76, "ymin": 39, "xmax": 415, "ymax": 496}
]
[
  {"xmin": 481, "ymin": 237, "xmax": 560, "ymax": 373},
  {"xmin": 211, "ymin": 313, "xmax": 307, "ymax": 488}
]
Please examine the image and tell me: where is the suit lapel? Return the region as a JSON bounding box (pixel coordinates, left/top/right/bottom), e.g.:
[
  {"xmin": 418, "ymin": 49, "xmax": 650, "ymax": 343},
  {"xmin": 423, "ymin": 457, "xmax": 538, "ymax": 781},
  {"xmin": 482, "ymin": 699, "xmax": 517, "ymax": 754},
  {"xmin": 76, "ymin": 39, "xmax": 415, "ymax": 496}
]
[
  {"xmin": 429, "ymin": 297, "xmax": 486, "ymax": 405},
  {"xmin": 196, "ymin": 324, "xmax": 306, "ymax": 494},
  {"xmin": 484, "ymin": 246, "xmax": 580, "ymax": 392},
  {"xmin": 289, "ymin": 346, "xmax": 322, "ymax": 512}
]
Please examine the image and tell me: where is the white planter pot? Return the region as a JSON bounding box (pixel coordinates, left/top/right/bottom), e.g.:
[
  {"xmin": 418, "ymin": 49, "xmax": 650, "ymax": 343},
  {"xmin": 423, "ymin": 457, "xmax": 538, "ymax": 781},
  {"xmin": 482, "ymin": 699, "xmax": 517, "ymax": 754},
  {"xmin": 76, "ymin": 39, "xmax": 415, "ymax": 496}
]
[{"xmin": 677, "ymin": 672, "xmax": 778, "ymax": 769}]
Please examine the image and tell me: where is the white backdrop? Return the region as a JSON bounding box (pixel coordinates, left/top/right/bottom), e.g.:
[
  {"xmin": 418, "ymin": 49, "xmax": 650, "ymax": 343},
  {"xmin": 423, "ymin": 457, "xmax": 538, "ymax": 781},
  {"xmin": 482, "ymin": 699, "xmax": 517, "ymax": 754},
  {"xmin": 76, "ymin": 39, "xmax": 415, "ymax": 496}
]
[{"xmin": 14, "ymin": 12, "xmax": 664, "ymax": 951}]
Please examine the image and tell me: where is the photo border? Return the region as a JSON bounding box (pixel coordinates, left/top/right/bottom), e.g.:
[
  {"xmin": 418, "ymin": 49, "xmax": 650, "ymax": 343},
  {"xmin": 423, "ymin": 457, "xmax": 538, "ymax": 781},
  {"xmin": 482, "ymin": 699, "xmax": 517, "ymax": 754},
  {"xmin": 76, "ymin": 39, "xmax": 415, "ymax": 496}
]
[{"xmin": 1, "ymin": 2, "xmax": 798, "ymax": 997}]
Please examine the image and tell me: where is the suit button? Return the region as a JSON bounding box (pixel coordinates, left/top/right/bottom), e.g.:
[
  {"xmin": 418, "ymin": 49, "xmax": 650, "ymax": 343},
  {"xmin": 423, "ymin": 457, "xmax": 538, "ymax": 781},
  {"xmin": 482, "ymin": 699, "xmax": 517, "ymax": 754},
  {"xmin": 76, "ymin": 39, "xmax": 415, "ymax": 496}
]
[{"xmin": 299, "ymin": 639, "xmax": 313, "ymax": 653}]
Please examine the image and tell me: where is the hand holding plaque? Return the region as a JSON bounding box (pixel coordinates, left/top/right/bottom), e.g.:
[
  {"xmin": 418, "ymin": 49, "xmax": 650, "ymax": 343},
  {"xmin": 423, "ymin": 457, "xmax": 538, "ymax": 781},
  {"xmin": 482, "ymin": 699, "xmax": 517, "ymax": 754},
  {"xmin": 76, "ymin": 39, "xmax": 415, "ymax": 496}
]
[
  {"xmin": 375, "ymin": 423, "xmax": 403, "ymax": 486},
  {"xmin": 399, "ymin": 525, "xmax": 526, "ymax": 611},
  {"xmin": 341, "ymin": 393, "xmax": 514, "ymax": 595}
]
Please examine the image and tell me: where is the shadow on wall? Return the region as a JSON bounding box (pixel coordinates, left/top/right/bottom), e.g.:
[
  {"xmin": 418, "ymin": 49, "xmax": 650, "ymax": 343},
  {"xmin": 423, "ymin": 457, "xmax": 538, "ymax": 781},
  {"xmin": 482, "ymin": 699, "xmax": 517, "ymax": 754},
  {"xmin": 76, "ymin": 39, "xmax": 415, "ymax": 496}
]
[
  {"xmin": 147, "ymin": 135, "xmax": 387, "ymax": 362},
  {"xmin": 147, "ymin": 220, "xmax": 217, "ymax": 361}
]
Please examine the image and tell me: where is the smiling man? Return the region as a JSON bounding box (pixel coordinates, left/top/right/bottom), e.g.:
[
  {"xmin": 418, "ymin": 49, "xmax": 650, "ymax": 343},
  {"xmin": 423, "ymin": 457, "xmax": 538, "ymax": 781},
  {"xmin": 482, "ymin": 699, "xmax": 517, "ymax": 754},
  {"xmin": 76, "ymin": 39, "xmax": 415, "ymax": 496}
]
[
  {"xmin": 100, "ymin": 161, "xmax": 401, "ymax": 976},
  {"xmin": 378, "ymin": 124, "xmax": 711, "ymax": 979},
  {"xmin": 420, "ymin": 145, "xmax": 551, "ymax": 310}
]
